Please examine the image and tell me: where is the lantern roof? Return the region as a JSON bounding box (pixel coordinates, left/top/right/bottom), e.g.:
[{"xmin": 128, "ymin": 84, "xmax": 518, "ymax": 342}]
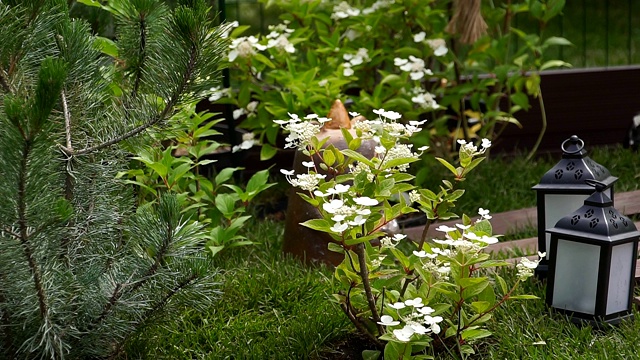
[
  {"xmin": 533, "ymin": 135, "xmax": 617, "ymax": 192},
  {"xmin": 547, "ymin": 181, "xmax": 639, "ymax": 242}
]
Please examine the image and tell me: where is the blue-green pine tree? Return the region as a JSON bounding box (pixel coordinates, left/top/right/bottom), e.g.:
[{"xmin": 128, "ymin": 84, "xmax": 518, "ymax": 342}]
[{"xmin": 0, "ymin": 0, "xmax": 229, "ymax": 358}]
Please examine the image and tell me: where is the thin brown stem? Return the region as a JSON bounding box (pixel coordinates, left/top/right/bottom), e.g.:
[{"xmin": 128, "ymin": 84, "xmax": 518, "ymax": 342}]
[
  {"xmin": 525, "ymin": 85, "xmax": 546, "ymax": 162},
  {"xmin": 62, "ymin": 90, "xmax": 72, "ymax": 151},
  {"xmin": 355, "ymin": 243, "xmax": 384, "ymax": 335},
  {"xmin": 340, "ymin": 302, "xmax": 384, "ymax": 350}
]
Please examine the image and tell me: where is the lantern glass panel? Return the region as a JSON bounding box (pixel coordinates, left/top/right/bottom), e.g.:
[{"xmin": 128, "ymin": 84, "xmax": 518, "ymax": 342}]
[
  {"xmin": 606, "ymin": 242, "xmax": 634, "ymax": 315},
  {"xmin": 552, "ymin": 239, "xmax": 599, "ymax": 314},
  {"xmin": 544, "ymin": 194, "xmax": 590, "ymax": 259}
]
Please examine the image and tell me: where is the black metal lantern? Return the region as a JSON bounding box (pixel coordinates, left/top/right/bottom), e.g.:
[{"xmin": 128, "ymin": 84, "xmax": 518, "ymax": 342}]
[
  {"xmin": 532, "ymin": 135, "xmax": 618, "ymax": 277},
  {"xmin": 546, "ymin": 180, "xmax": 639, "ymax": 325}
]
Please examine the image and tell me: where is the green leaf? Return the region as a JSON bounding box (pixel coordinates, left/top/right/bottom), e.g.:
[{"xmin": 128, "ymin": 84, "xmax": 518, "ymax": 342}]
[
  {"xmin": 495, "ymin": 274, "xmax": 508, "ymax": 295},
  {"xmin": 230, "ymin": 25, "xmax": 251, "ymax": 38},
  {"xmin": 382, "ymin": 157, "xmax": 418, "ymax": 171},
  {"xmin": 208, "ymin": 245, "xmax": 225, "ymax": 257},
  {"xmin": 246, "ymin": 169, "xmax": 270, "ymax": 194},
  {"xmin": 543, "ymin": 36, "xmax": 572, "ymax": 47},
  {"xmin": 76, "ymin": 0, "xmax": 103, "ymax": 8},
  {"xmin": 472, "ymin": 219, "xmax": 492, "ymax": 236},
  {"xmin": 300, "ymin": 218, "xmax": 332, "ymax": 232},
  {"xmin": 471, "ymin": 301, "xmax": 491, "ymax": 314},
  {"xmin": 380, "ymin": 73, "xmax": 403, "ymax": 86},
  {"xmin": 510, "ymin": 92, "xmax": 530, "ymax": 110},
  {"xmin": 436, "ymin": 157, "xmax": 458, "ymax": 176},
  {"xmin": 362, "ymin": 350, "xmax": 381, "ymax": 360},
  {"xmin": 477, "ymin": 260, "xmax": 510, "ymax": 268},
  {"xmin": 341, "ymin": 149, "xmax": 374, "ymax": 167},
  {"xmin": 228, "ymin": 215, "xmax": 252, "ymax": 232},
  {"xmin": 508, "ymin": 294, "xmax": 540, "ymax": 300},
  {"xmin": 327, "ymin": 242, "xmax": 344, "ymax": 253},
  {"xmin": 93, "ymin": 36, "xmax": 118, "ymax": 57},
  {"xmin": 215, "ymin": 167, "xmax": 241, "ymax": 185},
  {"xmin": 458, "ymin": 277, "xmax": 490, "ymax": 299},
  {"xmin": 540, "ymin": 60, "xmax": 572, "ymax": 71},
  {"xmin": 461, "ymin": 328, "xmax": 492, "ymax": 341},
  {"xmin": 215, "ymin": 193, "xmax": 238, "ymax": 218},
  {"xmin": 253, "ymin": 52, "xmax": 275, "ymax": 68},
  {"xmin": 323, "ymin": 148, "xmax": 336, "ymax": 166},
  {"xmin": 260, "ymin": 143, "xmax": 278, "ymax": 160}
]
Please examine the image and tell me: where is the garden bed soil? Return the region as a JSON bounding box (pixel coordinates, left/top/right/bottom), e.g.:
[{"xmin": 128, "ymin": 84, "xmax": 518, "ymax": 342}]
[{"xmin": 313, "ymin": 332, "xmax": 380, "ymax": 360}]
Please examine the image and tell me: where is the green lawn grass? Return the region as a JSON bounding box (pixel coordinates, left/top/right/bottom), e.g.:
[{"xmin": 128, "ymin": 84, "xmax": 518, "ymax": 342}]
[{"xmin": 125, "ymin": 145, "xmax": 640, "ymax": 359}]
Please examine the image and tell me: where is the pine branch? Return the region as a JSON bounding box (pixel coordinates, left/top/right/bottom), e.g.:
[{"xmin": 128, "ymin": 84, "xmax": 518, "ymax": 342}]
[
  {"xmin": 61, "ymin": 43, "xmax": 198, "ymax": 156},
  {"xmin": 131, "ymin": 16, "xmax": 147, "ymax": 97},
  {"xmin": 17, "ymin": 140, "xmax": 50, "ymax": 324},
  {"xmin": 92, "ymin": 283, "xmax": 124, "ymax": 330},
  {"xmin": 0, "ymin": 274, "xmax": 16, "ymax": 357},
  {"xmin": 0, "ymin": 68, "xmax": 11, "ymax": 93},
  {"xmin": 144, "ymin": 273, "xmax": 197, "ymax": 322}
]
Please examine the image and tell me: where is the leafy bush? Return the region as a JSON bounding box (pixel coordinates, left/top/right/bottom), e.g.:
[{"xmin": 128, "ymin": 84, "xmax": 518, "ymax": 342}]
[{"xmin": 212, "ymin": 0, "xmax": 570, "ymax": 164}]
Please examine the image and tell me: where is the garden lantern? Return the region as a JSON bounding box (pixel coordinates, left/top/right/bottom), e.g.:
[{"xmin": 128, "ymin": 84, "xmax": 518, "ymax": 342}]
[
  {"xmin": 546, "ymin": 180, "xmax": 638, "ymax": 325},
  {"xmin": 532, "ymin": 135, "xmax": 617, "ymax": 277}
]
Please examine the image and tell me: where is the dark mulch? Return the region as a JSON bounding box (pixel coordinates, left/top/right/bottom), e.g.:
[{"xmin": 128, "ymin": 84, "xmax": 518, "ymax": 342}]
[{"xmin": 313, "ymin": 332, "xmax": 381, "ymax": 360}]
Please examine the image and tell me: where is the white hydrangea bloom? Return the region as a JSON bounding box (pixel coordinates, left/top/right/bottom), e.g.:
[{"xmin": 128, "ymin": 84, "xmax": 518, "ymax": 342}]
[
  {"xmin": 362, "ymin": 0, "xmax": 393, "ymax": 14},
  {"xmin": 516, "ymin": 253, "xmax": 544, "ymax": 280},
  {"xmin": 208, "ymin": 86, "xmax": 229, "ymax": 102},
  {"xmin": 381, "ymin": 144, "xmax": 418, "ymax": 172},
  {"xmin": 411, "ymin": 87, "xmax": 440, "ymax": 109},
  {"xmin": 228, "ymin": 36, "xmax": 266, "ymax": 61},
  {"xmin": 457, "ymin": 138, "xmax": 492, "ymax": 157},
  {"xmin": 274, "ymin": 113, "xmax": 323, "ymax": 150},
  {"xmin": 395, "ymin": 55, "xmax": 433, "ymax": 80},
  {"xmin": 426, "ymin": 38, "xmax": 448, "ymax": 56},
  {"xmin": 232, "ymin": 132, "xmax": 259, "ymax": 153},
  {"xmin": 280, "ymin": 171, "xmax": 326, "ymax": 192},
  {"xmin": 331, "ymin": 1, "xmax": 361, "ymax": 19}
]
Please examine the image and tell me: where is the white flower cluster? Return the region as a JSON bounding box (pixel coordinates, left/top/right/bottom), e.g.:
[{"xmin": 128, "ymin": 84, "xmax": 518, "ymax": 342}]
[
  {"xmin": 274, "ymin": 113, "xmax": 330, "ymax": 150},
  {"xmin": 315, "ymin": 185, "xmax": 378, "ymax": 234},
  {"xmin": 208, "ymin": 86, "xmax": 230, "ymax": 103},
  {"xmin": 342, "ymin": 48, "xmax": 371, "ymax": 77},
  {"xmin": 362, "ymin": 0, "xmax": 393, "ymax": 14},
  {"xmin": 394, "ymin": 56, "xmax": 434, "ymax": 80},
  {"xmin": 379, "ymin": 297, "xmax": 444, "ymax": 342},
  {"xmin": 410, "ymin": 87, "xmax": 440, "ymax": 110},
  {"xmin": 380, "ymin": 143, "xmax": 417, "ymax": 172},
  {"xmin": 228, "ymin": 36, "xmax": 266, "ymax": 61},
  {"xmin": 232, "ymin": 132, "xmax": 259, "ymax": 153},
  {"xmin": 433, "ymin": 222, "xmax": 499, "ymax": 253},
  {"xmin": 380, "ymin": 233, "xmax": 407, "ymax": 248},
  {"xmin": 331, "ymin": 1, "xmax": 360, "ymax": 19},
  {"xmin": 266, "ymin": 22, "xmax": 296, "ymax": 54},
  {"xmin": 457, "ymin": 138, "xmax": 492, "ymax": 157},
  {"xmin": 353, "ymin": 110, "xmax": 426, "ymax": 139},
  {"xmin": 280, "ymin": 169, "xmax": 326, "ymax": 192},
  {"xmin": 413, "ymin": 32, "xmax": 449, "ymax": 57},
  {"xmin": 516, "ymin": 252, "xmax": 545, "ymax": 281},
  {"xmin": 233, "ymin": 100, "xmax": 258, "ymax": 120}
]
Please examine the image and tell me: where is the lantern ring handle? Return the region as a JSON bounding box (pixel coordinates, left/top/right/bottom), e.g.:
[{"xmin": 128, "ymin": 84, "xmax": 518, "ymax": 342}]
[{"xmin": 561, "ymin": 136, "xmax": 584, "ymax": 154}]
